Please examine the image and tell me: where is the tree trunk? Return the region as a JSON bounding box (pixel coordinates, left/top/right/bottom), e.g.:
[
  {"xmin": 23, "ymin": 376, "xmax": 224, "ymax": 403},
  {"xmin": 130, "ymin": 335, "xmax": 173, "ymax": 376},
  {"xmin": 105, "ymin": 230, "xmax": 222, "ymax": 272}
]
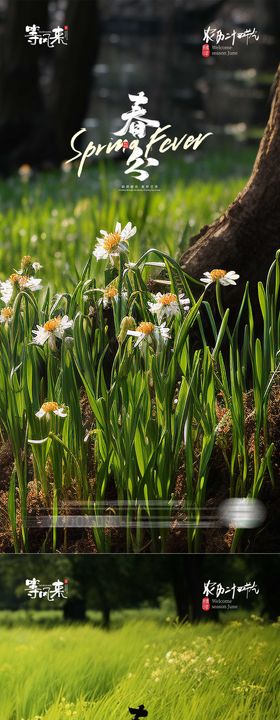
[
  {"xmin": 63, "ymin": 596, "xmax": 87, "ymax": 622},
  {"xmin": 170, "ymin": 556, "xmax": 204, "ymax": 623},
  {"xmin": 179, "ymin": 64, "xmax": 280, "ymax": 306},
  {"xmin": 49, "ymin": 0, "xmax": 100, "ymax": 160},
  {"xmin": 101, "ymin": 604, "xmax": 111, "ymax": 629},
  {"xmin": 94, "ymin": 574, "xmax": 111, "ymax": 629}
]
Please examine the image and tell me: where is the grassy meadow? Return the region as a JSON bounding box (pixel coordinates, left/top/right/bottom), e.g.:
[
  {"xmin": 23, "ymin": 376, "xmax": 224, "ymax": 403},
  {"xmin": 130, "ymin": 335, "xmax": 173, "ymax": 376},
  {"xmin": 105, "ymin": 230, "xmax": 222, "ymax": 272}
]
[
  {"xmin": 0, "ymin": 150, "xmax": 254, "ymax": 290},
  {"xmin": 0, "ymin": 613, "xmax": 279, "ymax": 720},
  {"xmin": 1, "ymin": 147, "xmax": 279, "ymax": 553}
]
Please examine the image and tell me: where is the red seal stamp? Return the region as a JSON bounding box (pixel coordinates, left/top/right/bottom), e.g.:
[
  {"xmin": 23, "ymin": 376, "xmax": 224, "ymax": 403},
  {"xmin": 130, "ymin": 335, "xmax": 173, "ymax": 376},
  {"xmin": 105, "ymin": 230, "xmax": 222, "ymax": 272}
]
[
  {"xmin": 202, "ymin": 597, "xmax": 211, "ymax": 611},
  {"xmin": 202, "ymin": 44, "xmax": 210, "ymax": 58}
]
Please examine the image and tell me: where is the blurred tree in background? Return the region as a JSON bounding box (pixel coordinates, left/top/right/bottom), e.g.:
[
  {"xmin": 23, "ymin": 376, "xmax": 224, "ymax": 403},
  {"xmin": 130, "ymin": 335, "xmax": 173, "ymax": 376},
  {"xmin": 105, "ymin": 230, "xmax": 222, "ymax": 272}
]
[
  {"xmin": 0, "ymin": 0, "xmax": 100, "ymax": 171},
  {"xmin": 0, "ymin": 555, "xmax": 279, "ymax": 624}
]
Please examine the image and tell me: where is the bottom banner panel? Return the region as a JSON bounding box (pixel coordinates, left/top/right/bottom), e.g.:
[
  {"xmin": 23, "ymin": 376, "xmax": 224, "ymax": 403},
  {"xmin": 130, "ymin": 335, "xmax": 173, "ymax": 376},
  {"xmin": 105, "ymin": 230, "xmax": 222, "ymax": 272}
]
[{"xmin": 0, "ymin": 554, "xmax": 279, "ymax": 720}]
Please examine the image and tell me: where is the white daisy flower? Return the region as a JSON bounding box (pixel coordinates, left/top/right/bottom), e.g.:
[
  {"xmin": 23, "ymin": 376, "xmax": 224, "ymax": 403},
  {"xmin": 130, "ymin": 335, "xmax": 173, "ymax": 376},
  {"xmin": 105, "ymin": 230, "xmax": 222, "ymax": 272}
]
[
  {"xmin": 148, "ymin": 292, "xmax": 190, "ymax": 321},
  {"xmin": 100, "ymin": 285, "xmax": 128, "ymax": 308},
  {"xmin": 0, "ymin": 306, "xmax": 13, "ymax": 324},
  {"xmin": 200, "ymin": 269, "xmax": 240, "ymax": 287},
  {"xmin": 127, "ymin": 320, "xmax": 171, "ymax": 348},
  {"xmin": 32, "ymin": 262, "xmax": 43, "ymax": 272},
  {"xmin": 35, "ymin": 401, "xmax": 67, "ymax": 420},
  {"xmin": 93, "ymin": 221, "xmax": 136, "ymax": 264},
  {"xmin": 0, "ymin": 273, "xmax": 42, "ymax": 304},
  {"xmin": 32, "ymin": 315, "xmax": 73, "ymax": 350}
]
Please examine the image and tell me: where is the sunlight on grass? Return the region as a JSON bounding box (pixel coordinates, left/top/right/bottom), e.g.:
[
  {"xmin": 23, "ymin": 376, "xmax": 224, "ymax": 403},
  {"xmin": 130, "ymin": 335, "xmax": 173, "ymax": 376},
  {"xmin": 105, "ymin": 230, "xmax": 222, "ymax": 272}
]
[
  {"xmin": 0, "ymin": 149, "xmax": 255, "ymax": 291},
  {"xmin": 0, "ymin": 616, "xmax": 278, "ymax": 720}
]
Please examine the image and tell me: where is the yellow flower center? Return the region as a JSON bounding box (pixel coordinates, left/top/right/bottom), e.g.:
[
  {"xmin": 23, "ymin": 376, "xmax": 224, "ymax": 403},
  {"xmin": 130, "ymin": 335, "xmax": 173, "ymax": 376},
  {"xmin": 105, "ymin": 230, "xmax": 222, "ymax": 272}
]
[
  {"xmin": 159, "ymin": 293, "xmax": 177, "ymax": 305},
  {"xmin": 44, "ymin": 317, "xmax": 61, "ymax": 332},
  {"xmin": 104, "ymin": 287, "xmax": 118, "ymax": 299},
  {"xmin": 103, "ymin": 232, "xmax": 121, "ymax": 251},
  {"xmin": 21, "ymin": 255, "xmax": 32, "ymax": 268},
  {"xmin": 10, "ymin": 273, "xmax": 28, "ymax": 286},
  {"xmin": 1, "ymin": 306, "xmax": 13, "ymax": 320},
  {"xmin": 210, "ymin": 269, "xmax": 227, "ymax": 281},
  {"xmin": 136, "ymin": 321, "xmax": 155, "ymax": 335},
  {"xmin": 41, "ymin": 401, "xmax": 59, "ymax": 413}
]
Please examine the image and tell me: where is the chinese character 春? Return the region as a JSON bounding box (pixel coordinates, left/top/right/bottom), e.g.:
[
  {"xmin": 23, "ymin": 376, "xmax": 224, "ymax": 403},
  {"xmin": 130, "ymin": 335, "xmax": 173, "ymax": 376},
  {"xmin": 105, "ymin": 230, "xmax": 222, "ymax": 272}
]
[{"xmin": 114, "ymin": 92, "xmax": 160, "ymax": 139}]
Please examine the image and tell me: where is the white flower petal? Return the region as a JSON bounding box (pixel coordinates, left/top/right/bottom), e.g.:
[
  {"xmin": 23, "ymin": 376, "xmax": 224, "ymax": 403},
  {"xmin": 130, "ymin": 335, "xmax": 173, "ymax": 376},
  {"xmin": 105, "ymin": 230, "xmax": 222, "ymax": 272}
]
[
  {"xmin": 0, "ymin": 281, "xmax": 13, "ymax": 304},
  {"xmin": 200, "ymin": 277, "xmax": 212, "ymax": 285},
  {"xmin": 225, "ymin": 271, "xmax": 239, "ymax": 279},
  {"xmin": 32, "ymin": 262, "xmax": 43, "ymax": 272},
  {"xmin": 93, "ymin": 246, "xmax": 109, "ymax": 261},
  {"xmin": 134, "ymin": 334, "xmax": 145, "ymax": 347},
  {"xmin": 121, "ymin": 222, "xmax": 137, "ymax": 241},
  {"xmin": 54, "ymin": 315, "xmax": 73, "ymax": 338},
  {"xmin": 32, "ymin": 327, "xmax": 50, "ymax": 345},
  {"xmin": 220, "ymin": 278, "xmax": 236, "ymax": 286},
  {"xmin": 25, "ymin": 277, "xmax": 42, "ymax": 292},
  {"xmin": 35, "ymin": 408, "xmax": 46, "ymax": 418},
  {"xmin": 54, "ymin": 408, "xmax": 67, "ymax": 417}
]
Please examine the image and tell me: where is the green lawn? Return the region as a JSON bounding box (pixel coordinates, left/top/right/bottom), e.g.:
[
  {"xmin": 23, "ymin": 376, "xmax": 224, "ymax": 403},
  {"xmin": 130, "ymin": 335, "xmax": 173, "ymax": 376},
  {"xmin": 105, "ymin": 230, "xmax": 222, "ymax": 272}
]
[
  {"xmin": 0, "ymin": 147, "xmax": 255, "ymax": 291},
  {"xmin": 0, "ymin": 615, "xmax": 278, "ymax": 720}
]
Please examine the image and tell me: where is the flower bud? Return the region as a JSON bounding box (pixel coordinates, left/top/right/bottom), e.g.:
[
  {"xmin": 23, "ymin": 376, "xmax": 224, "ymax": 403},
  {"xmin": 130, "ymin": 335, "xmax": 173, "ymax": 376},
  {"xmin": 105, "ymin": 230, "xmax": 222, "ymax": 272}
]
[{"xmin": 118, "ymin": 315, "xmax": 136, "ymax": 344}]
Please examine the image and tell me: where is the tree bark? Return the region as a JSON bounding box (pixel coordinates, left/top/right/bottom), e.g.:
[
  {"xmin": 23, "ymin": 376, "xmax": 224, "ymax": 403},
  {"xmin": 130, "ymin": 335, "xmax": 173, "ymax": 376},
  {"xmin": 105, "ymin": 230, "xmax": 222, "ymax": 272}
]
[
  {"xmin": 179, "ymin": 64, "xmax": 280, "ymax": 303},
  {"xmin": 170, "ymin": 556, "xmax": 204, "ymax": 623},
  {"xmin": 49, "ymin": 0, "xmax": 100, "ymax": 160},
  {"xmin": 63, "ymin": 596, "xmax": 87, "ymax": 622}
]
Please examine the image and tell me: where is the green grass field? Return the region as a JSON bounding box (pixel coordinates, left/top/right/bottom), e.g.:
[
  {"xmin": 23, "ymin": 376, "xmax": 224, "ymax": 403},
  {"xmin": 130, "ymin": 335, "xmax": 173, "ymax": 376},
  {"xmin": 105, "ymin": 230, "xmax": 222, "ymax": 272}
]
[
  {"xmin": 0, "ymin": 614, "xmax": 279, "ymax": 720},
  {"xmin": 0, "ymin": 148, "xmax": 255, "ymax": 291}
]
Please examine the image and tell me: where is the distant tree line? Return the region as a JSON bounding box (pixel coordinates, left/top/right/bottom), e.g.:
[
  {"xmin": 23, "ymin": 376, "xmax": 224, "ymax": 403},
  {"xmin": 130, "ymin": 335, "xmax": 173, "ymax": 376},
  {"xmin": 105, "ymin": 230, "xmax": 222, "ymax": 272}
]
[{"xmin": 0, "ymin": 555, "xmax": 279, "ymax": 625}]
